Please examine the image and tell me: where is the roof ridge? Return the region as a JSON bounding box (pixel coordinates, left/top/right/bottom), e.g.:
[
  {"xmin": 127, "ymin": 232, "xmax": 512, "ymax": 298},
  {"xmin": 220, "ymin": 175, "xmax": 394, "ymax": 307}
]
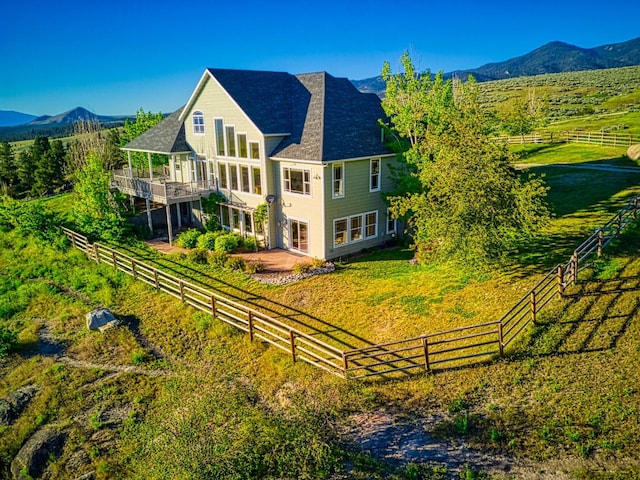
[{"xmin": 319, "ymin": 72, "xmax": 326, "ymax": 160}]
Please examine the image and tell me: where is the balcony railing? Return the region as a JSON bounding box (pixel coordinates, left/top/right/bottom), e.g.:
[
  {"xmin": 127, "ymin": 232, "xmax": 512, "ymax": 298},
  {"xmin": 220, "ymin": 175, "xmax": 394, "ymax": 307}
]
[{"xmin": 112, "ymin": 169, "xmax": 215, "ymax": 204}]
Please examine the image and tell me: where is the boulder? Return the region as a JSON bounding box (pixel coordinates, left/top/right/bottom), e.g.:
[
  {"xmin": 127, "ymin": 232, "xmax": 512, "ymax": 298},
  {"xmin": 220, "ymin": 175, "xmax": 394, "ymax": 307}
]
[
  {"xmin": 10, "ymin": 428, "xmax": 66, "ymax": 479},
  {"xmin": 0, "ymin": 384, "xmax": 38, "ymax": 426},
  {"xmin": 85, "ymin": 308, "xmax": 119, "ymax": 332},
  {"xmin": 627, "ymin": 144, "xmax": 640, "ymax": 161}
]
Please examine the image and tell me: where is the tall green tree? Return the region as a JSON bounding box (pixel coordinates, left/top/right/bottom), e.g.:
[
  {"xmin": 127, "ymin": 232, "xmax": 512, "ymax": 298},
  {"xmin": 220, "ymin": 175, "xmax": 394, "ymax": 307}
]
[
  {"xmin": 500, "ymin": 88, "xmax": 546, "ymax": 139},
  {"xmin": 72, "ymin": 151, "xmax": 129, "ymax": 241},
  {"xmin": 0, "ymin": 141, "xmax": 17, "ymax": 194},
  {"xmin": 382, "ymin": 54, "xmax": 549, "ymax": 265},
  {"xmin": 121, "ymin": 108, "xmax": 164, "ymax": 169},
  {"xmin": 33, "ymin": 139, "xmax": 66, "ymax": 196},
  {"xmin": 16, "ymin": 150, "xmax": 36, "ymax": 195}
]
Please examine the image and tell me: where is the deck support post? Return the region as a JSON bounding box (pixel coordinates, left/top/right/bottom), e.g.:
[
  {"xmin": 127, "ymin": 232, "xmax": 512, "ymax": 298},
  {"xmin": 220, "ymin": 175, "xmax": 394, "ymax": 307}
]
[
  {"xmin": 166, "ymin": 204, "xmax": 173, "ymax": 246},
  {"xmin": 146, "ymin": 198, "xmax": 153, "ymax": 233}
]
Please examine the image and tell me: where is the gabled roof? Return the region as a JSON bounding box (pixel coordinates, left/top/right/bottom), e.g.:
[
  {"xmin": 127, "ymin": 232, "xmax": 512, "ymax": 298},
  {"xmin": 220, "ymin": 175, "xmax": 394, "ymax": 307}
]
[
  {"xmin": 121, "ymin": 107, "xmax": 191, "ymax": 154},
  {"xmin": 271, "ymin": 72, "xmax": 392, "ymax": 161}
]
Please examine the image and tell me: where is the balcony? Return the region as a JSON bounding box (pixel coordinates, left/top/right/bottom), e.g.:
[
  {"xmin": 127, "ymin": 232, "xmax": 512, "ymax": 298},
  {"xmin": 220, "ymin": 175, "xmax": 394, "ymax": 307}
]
[{"xmin": 112, "ymin": 169, "xmax": 215, "ymax": 205}]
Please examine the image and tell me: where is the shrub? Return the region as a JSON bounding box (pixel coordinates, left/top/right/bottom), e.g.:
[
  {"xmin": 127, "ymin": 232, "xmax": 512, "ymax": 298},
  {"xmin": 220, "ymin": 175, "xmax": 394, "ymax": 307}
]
[
  {"xmin": 187, "ymin": 248, "xmax": 209, "ymax": 265},
  {"xmin": 0, "ymin": 324, "xmax": 18, "ymax": 357},
  {"xmin": 244, "ymin": 260, "xmax": 265, "ymax": 274},
  {"xmin": 292, "ymin": 262, "xmax": 312, "ymax": 274},
  {"xmin": 196, "ymin": 231, "xmax": 222, "ymax": 251},
  {"xmin": 208, "ymin": 250, "xmax": 229, "ymax": 268},
  {"xmin": 225, "ymin": 256, "xmax": 246, "ymax": 272},
  {"xmin": 311, "ymin": 257, "xmax": 326, "ymax": 269},
  {"xmin": 214, "ymin": 233, "xmax": 242, "ymax": 253},
  {"xmin": 243, "ymin": 236, "xmax": 257, "ymax": 252},
  {"xmin": 174, "ymin": 229, "xmax": 202, "ymax": 249}
]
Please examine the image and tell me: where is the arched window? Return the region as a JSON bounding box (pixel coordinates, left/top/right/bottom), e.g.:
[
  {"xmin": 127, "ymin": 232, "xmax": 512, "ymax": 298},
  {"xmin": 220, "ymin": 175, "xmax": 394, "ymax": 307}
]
[{"xmin": 193, "ymin": 111, "xmax": 205, "ymax": 134}]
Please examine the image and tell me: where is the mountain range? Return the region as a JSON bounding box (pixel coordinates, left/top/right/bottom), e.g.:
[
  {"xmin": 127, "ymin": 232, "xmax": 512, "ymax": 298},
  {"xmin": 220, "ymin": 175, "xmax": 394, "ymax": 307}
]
[{"xmin": 352, "ymin": 36, "xmax": 640, "ymax": 95}]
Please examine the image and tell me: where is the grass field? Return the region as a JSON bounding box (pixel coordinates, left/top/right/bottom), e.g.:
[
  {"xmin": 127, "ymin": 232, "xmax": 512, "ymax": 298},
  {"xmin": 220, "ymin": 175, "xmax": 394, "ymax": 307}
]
[{"xmin": 1, "ymin": 144, "xmax": 640, "ymax": 479}]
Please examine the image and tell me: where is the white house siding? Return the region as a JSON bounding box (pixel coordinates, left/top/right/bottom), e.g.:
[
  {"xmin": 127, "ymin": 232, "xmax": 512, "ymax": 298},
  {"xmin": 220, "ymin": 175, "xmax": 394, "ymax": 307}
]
[{"xmin": 323, "ymin": 156, "xmax": 397, "ymax": 259}]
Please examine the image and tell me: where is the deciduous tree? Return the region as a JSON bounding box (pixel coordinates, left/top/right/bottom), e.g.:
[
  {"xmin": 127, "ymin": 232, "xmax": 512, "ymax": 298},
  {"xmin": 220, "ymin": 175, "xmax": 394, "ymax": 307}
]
[{"xmin": 382, "ymin": 53, "xmax": 549, "ymax": 265}]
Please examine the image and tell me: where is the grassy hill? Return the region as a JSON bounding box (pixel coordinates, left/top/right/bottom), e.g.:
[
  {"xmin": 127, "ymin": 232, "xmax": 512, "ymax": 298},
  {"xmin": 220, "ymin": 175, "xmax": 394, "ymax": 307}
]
[{"xmin": 1, "ymin": 142, "xmax": 639, "ymax": 478}]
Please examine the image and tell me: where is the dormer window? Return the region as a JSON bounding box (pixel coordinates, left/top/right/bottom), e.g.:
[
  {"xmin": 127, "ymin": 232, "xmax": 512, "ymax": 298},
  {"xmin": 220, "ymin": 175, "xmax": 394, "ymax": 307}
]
[{"xmin": 193, "ymin": 111, "xmax": 205, "ymax": 134}]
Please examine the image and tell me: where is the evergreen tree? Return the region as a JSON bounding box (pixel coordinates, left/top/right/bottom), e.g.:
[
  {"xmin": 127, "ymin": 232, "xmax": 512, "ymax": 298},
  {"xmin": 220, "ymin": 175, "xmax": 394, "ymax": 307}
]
[
  {"xmin": 0, "ymin": 141, "xmax": 17, "ymax": 193},
  {"xmin": 17, "ymin": 150, "xmax": 36, "ymax": 195},
  {"xmin": 33, "ymin": 139, "xmax": 66, "ymax": 196}
]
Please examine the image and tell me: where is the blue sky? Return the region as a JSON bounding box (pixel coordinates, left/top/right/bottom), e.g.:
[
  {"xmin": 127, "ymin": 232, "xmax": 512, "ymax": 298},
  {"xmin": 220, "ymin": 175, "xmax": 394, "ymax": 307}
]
[{"xmin": 1, "ymin": 0, "xmax": 638, "ymax": 116}]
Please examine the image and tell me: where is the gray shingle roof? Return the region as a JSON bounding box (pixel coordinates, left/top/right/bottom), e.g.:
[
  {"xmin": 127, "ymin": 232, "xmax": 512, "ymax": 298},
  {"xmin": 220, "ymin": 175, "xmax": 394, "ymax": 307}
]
[{"xmin": 121, "ymin": 107, "xmax": 191, "ymax": 154}]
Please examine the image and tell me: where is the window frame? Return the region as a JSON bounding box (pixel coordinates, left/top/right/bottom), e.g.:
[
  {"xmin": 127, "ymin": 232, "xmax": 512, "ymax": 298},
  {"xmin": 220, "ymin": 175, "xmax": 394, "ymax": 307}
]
[
  {"xmin": 386, "ymin": 208, "xmax": 397, "ymax": 234},
  {"xmin": 237, "ymin": 133, "xmax": 248, "ymax": 158},
  {"xmin": 283, "ymin": 167, "xmax": 311, "ymax": 196},
  {"xmin": 364, "ymin": 211, "xmax": 378, "ymax": 239},
  {"xmin": 333, "ymin": 217, "xmax": 348, "ymax": 247},
  {"xmin": 249, "ymin": 141, "xmax": 260, "ymax": 160},
  {"xmin": 225, "ymin": 125, "xmax": 236, "ymax": 157},
  {"xmin": 252, "ymin": 166, "xmax": 262, "ymax": 195},
  {"xmin": 369, "ymin": 158, "xmax": 380, "ymax": 192},
  {"xmin": 192, "ymin": 111, "xmax": 205, "ymax": 135},
  {"xmin": 332, "ymin": 163, "xmax": 344, "ymax": 198},
  {"xmin": 214, "ymin": 118, "xmax": 225, "ymax": 156}
]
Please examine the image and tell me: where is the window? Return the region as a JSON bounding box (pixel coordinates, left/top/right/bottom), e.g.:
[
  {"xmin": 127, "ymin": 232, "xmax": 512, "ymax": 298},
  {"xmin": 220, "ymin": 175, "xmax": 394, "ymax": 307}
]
[
  {"xmin": 252, "ymin": 167, "xmax": 262, "ymax": 195},
  {"xmin": 193, "ymin": 111, "xmax": 205, "ymax": 134},
  {"xmin": 244, "ymin": 212, "xmax": 253, "ymax": 233},
  {"xmin": 350, "ymin": 215, "xmax": 362, "ymax": 242},
  {"xmin": 334, "ymin": 218, "xmax": 347, "ymax": 246},
  {"xmin": 237, "ymin": 133, "xmax": 248, "ymax": 158},
  {"xmin": 218, "ymin": 163, "xmax": 228, "ymax": 189},
  {"xmin": 365, "ymin": 211, "xmax": 378, "ymax": 238},
  {"xmin": 231, "ymin": 208, "xmax": 240, "ymax": 230},
  {"xmin": 387, "ymin": 209, "xmax": 397, "ymax": 234},
  {"xmin": 283, "ymin": 167, "xmax": 311, "ymax": 195},
  {"xmin": 220, "ymin": 205, "xmax": 230, "ymax": 228},
  {"xmin": 249, "ymin": 141, "xmax": 260, "ymax": 159},
  {"xmin": 290, "ymin": 219, "xmax": 309, "ymax": 253},
  {"xmin": 225, "ymin": 126, "xmax": 236, "ymax": 157},
  {"xmin": 333, "ymin": 163, "xmax": 344, "ymax": 198},
  {"xmin": 240, "ymin": 165, "xmax": 250, "ymax": 193},
  {"xmin": 230, "ymin": 164, "xmax": 239, "ymax": 190},
  {"xmin": 215, "ymin": 119, "xmax": 225, "ymax": 156},
  {"xmin": 370, "ymin": 158, "xmax": 380, "ymax": 192}
]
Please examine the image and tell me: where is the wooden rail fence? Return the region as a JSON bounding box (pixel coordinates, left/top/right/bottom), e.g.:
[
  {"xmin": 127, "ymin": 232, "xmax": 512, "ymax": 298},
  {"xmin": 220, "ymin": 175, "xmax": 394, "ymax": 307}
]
[
  {"xmin": 62, "ymin": 194, "xmax": 639, "ymax": 379},
  {"xmin": 494, "ymin": 130, "xmax": 640, "ymax": 147}
]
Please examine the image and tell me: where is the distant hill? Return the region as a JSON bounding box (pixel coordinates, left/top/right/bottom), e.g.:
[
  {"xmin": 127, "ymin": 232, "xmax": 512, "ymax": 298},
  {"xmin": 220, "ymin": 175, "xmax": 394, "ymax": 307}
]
[
  {"xmin": 352, "ymin": 36, "xmax": 640, "ymax": 96},
  {"xmin": 0, "ymin": 110, "xmax": 37, "ymax": 127},
  {"xmin": 0, "ymin": 107, "xmax": 133, "ymax": 142}
]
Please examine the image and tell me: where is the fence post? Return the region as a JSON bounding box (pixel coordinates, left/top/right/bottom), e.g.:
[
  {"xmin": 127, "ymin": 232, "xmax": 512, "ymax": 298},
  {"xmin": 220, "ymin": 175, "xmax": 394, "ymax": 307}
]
[
  {"xmin": 633, "ymin": 198, "xmax": 638, "ymax": 219},
  {"xmin": 131, "ymin": 259, "xmax": 137, "ymax": 280},
  {"xmin": 211, "ymin": 295, "xmax": 217, "ymax": 317},
  {"xmin": 179, "ymin": 280, "xmax": 185, "ymax": 302},
  {"xmin": 93, "ymin": 244, "xmax": 99, "ymax": 264},
  {"xmin": 422, "ymin": 336, "xmax": 430, "ymax": 372},
  {"xmin": 498, "ymin": 323, "xmax": 504, "ymax": 357},
  {"xmin": 154, "ymin": 269, "xmax": 159, "ymax": 290},
  {"xmin": 557, "ymin": 264, "xmax": 565, "ymax": 296},
  {"xmin": 71, "ymin": 235, "xmax": 76, "ymax": 249},
  {"xmin": 111, "ymin": 250, "xmax": 117, "ymax": 268},
  {"xmin": 342, "ymin": 353, "xmax": 349, "ymax": 379},
  {"xmin": 571, "ymin": 251, "xmax": 578, "ymax": 285},
  {"xmin": 248, "ymin": 311, "xmax": 254, "ymax": 342},
  {"xmin": 597, "ymin": 230, "xmax": 604, "ymax": 257},
  {"xmin": 530, "ymin": 291, "xmax": 536, "ymax": 324},
  {"xmin": 616, "ymin": 213, "xmax": 622, "ymax": 235},
  {"xmin": 289, "ymin": 330, "xmax": 296, "ymax": 362}
]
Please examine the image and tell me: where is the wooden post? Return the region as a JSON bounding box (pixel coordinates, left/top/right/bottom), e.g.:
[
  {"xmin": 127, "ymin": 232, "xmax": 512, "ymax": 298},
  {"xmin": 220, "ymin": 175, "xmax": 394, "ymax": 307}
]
[
  {"xmin": 597, "ymin": 229, "xmax": 604, "ymax": 257},
  {"xmin": 289, "ymin": 330, "xmax": 296, "ymax": 362},
  {"xmin": 530, "ymin": 291, "xmax": 536, "ymax": 324},
  {"xmin": 93, "ymin": 243, "xmax": 99, "ymax": 263},
  {"xmin": 111, "ymin": 250, "xmax": 117, "ymax": 268},
  {"xmin": 211, "ymin": 295, "xmax": 217, "ymax": 317},
  {"xmin": 616, "ymin": 213, "xmax": 622, "ymax": 235},
  {"xmin": 342, "ymin": 353, "xmax": 349, "ymax": 379},
  {"xmin": 422, "ymin": 336, "xmax": 430, "ymax": 372},
  {"xmin": 571, "ymin": 251, "xmax": 578, "ymax": 285},
  {"xmin": 154, "ymin": 269, "xmax": 159, "ymax": 290},
  {"xmin": 633, "ymin": 198, "xmax": 638, "ymax": 219},
  {"xmin": 166, "ymin": 204, "xmax": 173, "ymax": 246},
  {"xmin": 131, "ymin": 259, "xmax": 137, "ymax": 280},
  {"xmin": 179, "ymin": 280, "xmax": 185, "ymax": 302},
  {"xmin": 71, "ymin": 235, "xmax": 76, "ymax": 249},
  {"xmin": 498, "ymin": 323, "xmax": 504, "ymax": 357},
  {"xmin": 557, "ymin": 264, "xmax": 565, "ymax": 296},
  {"xmin": 248, "ymin": 311, "xmax": 254, "ymax": 342}
]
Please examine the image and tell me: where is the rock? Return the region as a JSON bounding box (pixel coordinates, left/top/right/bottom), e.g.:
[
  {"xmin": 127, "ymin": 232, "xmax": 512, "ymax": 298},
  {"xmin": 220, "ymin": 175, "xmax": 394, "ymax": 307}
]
[
  {"xmin": 627, "ymin": 144, "xmax": 640, "ymax": 161},
  {"xmin": 0, "ymin": 384, "xmax": 38, "ymax": 426},
  {"xmin": 10, "ymin": 428, "xmax": 66, "ymax": 480},
  {"xmin": 66, "ymin": 449, "xmax": 91, "ymax": 472},
  {"xmin": 85, "ymin": 308, "xmax": 119, "ymax": 332}
]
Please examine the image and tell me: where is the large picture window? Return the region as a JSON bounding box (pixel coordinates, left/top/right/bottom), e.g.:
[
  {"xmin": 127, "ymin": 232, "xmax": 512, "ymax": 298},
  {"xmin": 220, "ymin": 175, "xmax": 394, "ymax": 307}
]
[
  {"xmin": 333, "ymin": 210, "xmax": 379, "ymax": 248},
  {"xmin": 215, "ymin": 119, "xmax": 225, "ymax": 156},
  {"xmin": 225, "ymin": 126, "xmax": 236, "ymax": 157},
  {"xmin": 237, "ymin": 133, "xmax": 248, "ymax": 158},
  {"xmin": 283, "ymin": 167, "xmax": 311, "ymax": 196},
  {"xmin": 252, "ymin": 167, "xmax": 262, "ymax": 195},
  {"xmin": 192, "ymin": 111, "xmax": 205, "ymax": 134}
]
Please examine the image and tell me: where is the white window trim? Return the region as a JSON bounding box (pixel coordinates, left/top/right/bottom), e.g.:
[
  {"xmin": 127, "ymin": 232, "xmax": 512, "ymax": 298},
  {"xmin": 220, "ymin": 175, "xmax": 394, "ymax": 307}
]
[
  {"xmin": 289, "ymin": 217, "xmax": 310, "ymax": 254},
  {"xmin": 332, "ymin": 162, "xmax": 344, "ymax": 199},
  {"xmin": 192, "ymin": 111, "xmax": 205, "ymax": 135},
  {"xmin": 237, "ymin": 132, "xmax": 248, "ymax": 159},
  {"xmin": 282, "ymin": 166, "xmax": 312, "ymax": 196},
  {"xmin": 333, "ymin": 217, "xmax": 348, "ymax": 248},
  {"xmin": 225, "ymin": 124, "xmax": 236, "ymax": 157},
  {"xmin": 386, "ymin": 208, "xmax": 397, "ymax": 234},
  {"xmin": 369, "ymin": 158, "xmax": 381, "ymax": 192},
  {"xmin": 364, "ymin": 210, "xmax": 378, "ymax": 239},
  {"xmin": 214, "ymin": 118, "xmax": 225, "ymax": 156},
  {"xmin": 249, "ymin": 141, "xmax": 260, "ymax": 160},
  {"xmin": 333, "ymin": 210, "xmax": 379, "ymax": 248}
]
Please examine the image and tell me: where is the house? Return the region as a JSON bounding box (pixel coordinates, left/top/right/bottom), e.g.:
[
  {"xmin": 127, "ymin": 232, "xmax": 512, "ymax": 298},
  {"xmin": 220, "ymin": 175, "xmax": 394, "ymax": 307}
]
[{"xmin": 116, "ymin": 68, "xmax": 398, "ymax": 260}]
